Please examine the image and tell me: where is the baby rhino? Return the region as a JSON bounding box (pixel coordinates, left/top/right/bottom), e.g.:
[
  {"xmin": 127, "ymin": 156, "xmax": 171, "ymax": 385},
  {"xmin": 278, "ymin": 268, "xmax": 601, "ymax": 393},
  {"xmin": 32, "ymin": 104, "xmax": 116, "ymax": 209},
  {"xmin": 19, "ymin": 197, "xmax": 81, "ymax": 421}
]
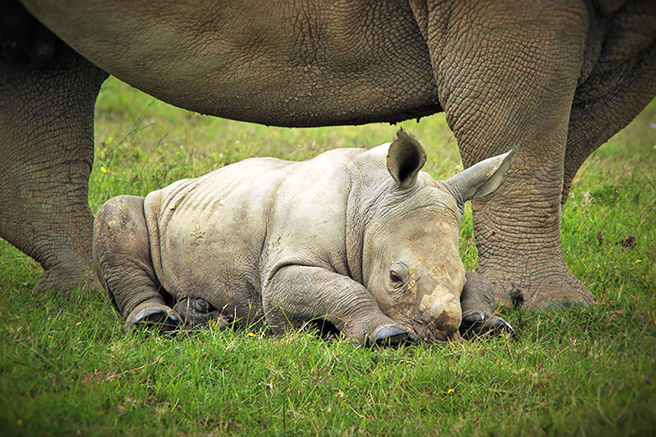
[{"xmin": 93, "ymin": 130, "xmax": 512, "ymax": 345}]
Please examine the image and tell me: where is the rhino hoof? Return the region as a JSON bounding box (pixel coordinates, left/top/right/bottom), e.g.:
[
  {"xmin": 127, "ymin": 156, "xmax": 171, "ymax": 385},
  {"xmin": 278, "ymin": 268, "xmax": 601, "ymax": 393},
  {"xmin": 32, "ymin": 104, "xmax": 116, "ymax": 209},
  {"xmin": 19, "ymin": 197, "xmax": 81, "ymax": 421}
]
[
  {"xmin": 125, "ymin": 306, "xmax": 180, "ymax": 332},
  {"xmin": 369, "ymin": 324, "xmax": 410, "ymax": 347},
  {"xmin": 459, "ymin": 310, "xmax": 515, "ymax": 340},
  {"xmin": 192, "ymin": 298, "xmax": 211, "ymax": 313},
  {"xmin": 493, "ymin": 317, "xmax": 515, "ymax": 338},
  {"xmin": 543, "ymin": 300, "xmax": 586, "ymax": 310},
  {"xmin": 461, "ymin": 310, "xmax": 485, "ymax": 327},
  {"xmin": 173, "ymin": 298, "xmax": 227, "ymax": 329}
]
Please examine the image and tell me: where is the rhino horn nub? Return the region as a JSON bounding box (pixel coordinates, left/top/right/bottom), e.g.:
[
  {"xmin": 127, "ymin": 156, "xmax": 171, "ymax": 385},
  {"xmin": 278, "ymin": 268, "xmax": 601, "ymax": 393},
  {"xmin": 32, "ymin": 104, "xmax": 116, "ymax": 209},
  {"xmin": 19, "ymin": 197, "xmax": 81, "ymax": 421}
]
[{"xmin": 421, "ymin": 286, "xmax": 462, "ymax": 338}]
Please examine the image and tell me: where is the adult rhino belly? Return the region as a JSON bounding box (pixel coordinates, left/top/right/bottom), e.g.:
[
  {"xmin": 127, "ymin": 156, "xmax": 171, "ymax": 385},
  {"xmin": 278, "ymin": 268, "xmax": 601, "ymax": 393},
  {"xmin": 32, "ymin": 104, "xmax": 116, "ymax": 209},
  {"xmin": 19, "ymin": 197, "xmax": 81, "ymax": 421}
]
[
  {"xmin": 143, "ymin": 159, "xmax": 289, "ymax": 319},
  {"xmin": 22, "ymin": 0, "xmax": 440, "ymax": 126}
]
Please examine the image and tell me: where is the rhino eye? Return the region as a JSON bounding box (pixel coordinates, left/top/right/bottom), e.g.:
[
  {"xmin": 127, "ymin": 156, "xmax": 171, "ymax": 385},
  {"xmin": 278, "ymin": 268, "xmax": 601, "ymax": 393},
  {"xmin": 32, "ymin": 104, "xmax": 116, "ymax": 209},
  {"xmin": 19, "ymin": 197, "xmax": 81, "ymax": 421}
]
[{"xmin": 389, "ymin": 262, "xmax": 409, "ymax": 286}]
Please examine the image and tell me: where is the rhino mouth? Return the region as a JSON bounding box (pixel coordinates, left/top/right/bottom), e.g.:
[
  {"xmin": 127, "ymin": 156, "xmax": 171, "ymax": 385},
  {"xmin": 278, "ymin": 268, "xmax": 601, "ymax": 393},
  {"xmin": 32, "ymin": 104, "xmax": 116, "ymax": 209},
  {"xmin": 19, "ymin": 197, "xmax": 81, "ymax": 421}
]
[
  {"xmin": 404, "ymin": 315, "xmax": 461, "ymax": 343},
  {"xmin": 409, "ymin": 325, "xmax": 459, "ymax": 343}
]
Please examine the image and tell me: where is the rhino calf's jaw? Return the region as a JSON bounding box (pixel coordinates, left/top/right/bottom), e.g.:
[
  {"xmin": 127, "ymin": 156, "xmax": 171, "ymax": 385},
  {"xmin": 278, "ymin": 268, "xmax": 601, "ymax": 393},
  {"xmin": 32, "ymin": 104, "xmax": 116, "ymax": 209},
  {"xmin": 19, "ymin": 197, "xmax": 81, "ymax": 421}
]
[{"xmin": 93, "ymin": 130, "xmax": 512, "ymax": 345}]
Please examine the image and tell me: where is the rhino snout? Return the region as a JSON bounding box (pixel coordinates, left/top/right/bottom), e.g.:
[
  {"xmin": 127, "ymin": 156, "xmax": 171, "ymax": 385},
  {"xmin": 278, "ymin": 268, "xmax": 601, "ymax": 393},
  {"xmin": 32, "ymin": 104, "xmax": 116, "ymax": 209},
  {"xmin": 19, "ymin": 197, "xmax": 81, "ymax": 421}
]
[
  {"xmin": 416, "ymin": 289, "xmax": 462, "ymax": 341},
  {"xmin": 434, "ymin": 293, "xmax": 461, "ymax": 332}
]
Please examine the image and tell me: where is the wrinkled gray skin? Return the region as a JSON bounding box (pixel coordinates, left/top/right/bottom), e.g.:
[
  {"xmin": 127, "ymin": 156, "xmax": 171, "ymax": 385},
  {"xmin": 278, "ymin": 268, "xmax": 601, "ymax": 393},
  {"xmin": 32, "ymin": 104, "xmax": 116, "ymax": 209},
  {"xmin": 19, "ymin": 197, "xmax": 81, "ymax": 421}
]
[
  {"xmin": 93, "ymin": 131, "xmax": 512, "ymax": 344},
  {"xmin": 2, "ymin": 1, "xmax": 655, "ymax": 309}
]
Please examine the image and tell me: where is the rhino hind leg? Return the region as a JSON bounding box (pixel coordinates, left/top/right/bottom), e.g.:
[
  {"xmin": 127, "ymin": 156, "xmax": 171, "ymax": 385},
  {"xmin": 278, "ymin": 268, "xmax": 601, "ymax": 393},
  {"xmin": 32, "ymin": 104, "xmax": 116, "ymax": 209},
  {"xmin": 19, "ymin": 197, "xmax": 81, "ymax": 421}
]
[
  {"xmin": 93, "ymin": 195, "xmax": 178, "ymax": 331},
  {"xmin": 125, "ymin": 301, "xmax": 180, "ymax": 332},
  {"xmin": 0, "ymin": 21, "xmax": 108, "ymax": 293}
]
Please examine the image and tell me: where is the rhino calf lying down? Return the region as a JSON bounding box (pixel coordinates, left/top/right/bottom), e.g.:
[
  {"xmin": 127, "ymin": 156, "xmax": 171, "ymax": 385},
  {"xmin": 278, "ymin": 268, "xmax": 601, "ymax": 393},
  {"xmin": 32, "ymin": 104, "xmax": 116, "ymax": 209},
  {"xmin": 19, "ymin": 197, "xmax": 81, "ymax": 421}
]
[{"xmin": 93, "ymin": 131, "xmax": 512, "ymax": 345}]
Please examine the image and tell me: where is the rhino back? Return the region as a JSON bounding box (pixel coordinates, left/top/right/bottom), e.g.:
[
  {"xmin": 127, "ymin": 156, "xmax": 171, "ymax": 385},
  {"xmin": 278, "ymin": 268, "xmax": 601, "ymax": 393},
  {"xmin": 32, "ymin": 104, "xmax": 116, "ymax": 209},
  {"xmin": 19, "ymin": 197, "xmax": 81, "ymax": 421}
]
[{"xmin": 143, "ymin": 157, "xmax": 291, "ymax": 319}]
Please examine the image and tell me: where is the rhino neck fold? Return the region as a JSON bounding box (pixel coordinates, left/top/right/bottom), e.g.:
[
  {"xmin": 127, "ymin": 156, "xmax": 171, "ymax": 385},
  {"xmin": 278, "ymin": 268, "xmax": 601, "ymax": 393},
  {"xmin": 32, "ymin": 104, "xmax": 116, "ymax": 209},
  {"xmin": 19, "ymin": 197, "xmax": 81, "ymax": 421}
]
[{"xmin": 344, "ymin": 163, "xmax": 393, "ymax": 288}]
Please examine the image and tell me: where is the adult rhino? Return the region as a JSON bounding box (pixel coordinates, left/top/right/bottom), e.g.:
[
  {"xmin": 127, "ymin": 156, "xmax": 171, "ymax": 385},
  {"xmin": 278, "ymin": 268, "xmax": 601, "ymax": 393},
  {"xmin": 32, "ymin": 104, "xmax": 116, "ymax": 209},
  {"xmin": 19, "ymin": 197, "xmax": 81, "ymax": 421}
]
[
  {"xmin": 1, "ymin": 1, "xmax": 655, "ymax": 309},
  {"xmin": 93, "ymin": 131, "xmax": 513, "ymax": 344}
]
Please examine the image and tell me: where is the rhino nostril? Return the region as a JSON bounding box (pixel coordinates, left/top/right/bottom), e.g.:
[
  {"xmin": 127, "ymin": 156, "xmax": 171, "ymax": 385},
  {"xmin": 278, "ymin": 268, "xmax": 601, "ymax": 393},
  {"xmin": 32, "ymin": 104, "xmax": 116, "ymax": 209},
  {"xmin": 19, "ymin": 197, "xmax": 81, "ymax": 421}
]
[
  {"xmin": 413, "ymin": 312, "xmax": 429, "ymax": 324},
  {"xmin": 436, "ymin": 308, "xmax": 462, "ymax": 336}
]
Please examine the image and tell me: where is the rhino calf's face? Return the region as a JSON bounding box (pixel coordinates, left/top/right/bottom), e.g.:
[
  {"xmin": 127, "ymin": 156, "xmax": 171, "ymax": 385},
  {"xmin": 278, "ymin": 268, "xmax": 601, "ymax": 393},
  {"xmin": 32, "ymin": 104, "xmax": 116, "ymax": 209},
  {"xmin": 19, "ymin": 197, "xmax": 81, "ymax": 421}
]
[
  {"xmin": 362, "ymin": 130, "xmax": 512, "ymax": 342},
  {"xmin": 364, "ymin": 184, "xmax": 465, "ymax": 342}
]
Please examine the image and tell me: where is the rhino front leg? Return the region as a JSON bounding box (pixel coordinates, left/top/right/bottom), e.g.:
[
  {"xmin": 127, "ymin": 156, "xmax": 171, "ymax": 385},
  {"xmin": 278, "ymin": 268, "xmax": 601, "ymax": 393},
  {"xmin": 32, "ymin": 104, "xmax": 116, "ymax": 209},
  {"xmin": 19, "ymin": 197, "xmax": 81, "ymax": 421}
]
[
  {"xmin": 263, "ymin": 265, "xmax": 408, "ymax": 346},
  {"xmin": 93, "ymin": 195, "xmax": 178, "ymax": 331},
  {"xmin": 459, "ymin": 271, "xmax": 515, "ymax": 340}
]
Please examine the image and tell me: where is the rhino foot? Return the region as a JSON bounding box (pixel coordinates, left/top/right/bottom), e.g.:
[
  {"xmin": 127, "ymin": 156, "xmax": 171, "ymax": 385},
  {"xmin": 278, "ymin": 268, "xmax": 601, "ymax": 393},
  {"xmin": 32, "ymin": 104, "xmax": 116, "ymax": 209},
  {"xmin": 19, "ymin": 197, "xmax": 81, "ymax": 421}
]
[
  {"xmin": 125, "ymin": 303, "xmax": 180, "ymax": 332},
  {"xmin": 476, "ymin": 261, "xmax": 595, "ymax": 310},
  {"xmin": 368, "ymin": 324, "xmax": 411, "ymax": 347},
  {"xmin": 33, "ymin": 260, "xmax": 101, "ymax": 294},
  {"xmin": 173, "ymin": 298, "xmax": 229, "ymax": 330},
  {"xmin": 459, "ymin": 310, "xmax": 515, "ymax": 340}
]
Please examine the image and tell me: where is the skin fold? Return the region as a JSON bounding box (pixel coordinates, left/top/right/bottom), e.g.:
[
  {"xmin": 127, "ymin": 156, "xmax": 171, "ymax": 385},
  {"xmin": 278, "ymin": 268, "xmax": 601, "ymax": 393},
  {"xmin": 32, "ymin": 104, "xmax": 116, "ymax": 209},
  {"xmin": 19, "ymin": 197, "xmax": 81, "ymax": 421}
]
[{"xmin": 2, "ymin": 0, "xmax": 655, "ymax": 309}]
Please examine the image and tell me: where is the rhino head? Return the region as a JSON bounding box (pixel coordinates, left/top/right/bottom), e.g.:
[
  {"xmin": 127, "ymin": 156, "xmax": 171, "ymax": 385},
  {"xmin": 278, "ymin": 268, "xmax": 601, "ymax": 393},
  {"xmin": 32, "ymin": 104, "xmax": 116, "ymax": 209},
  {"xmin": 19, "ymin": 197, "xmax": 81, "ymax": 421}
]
[{"xmin": 361, "ymin": 130, "xmax": 512, "ymax": 342}]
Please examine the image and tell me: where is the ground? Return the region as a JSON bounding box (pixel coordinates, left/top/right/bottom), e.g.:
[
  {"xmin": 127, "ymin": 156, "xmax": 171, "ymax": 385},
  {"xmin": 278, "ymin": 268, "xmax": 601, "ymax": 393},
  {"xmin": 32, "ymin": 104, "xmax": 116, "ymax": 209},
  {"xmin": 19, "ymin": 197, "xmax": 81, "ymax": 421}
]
[{"xmin": 0, "ymin": 78, "xmax": 655, "ymax": 435}]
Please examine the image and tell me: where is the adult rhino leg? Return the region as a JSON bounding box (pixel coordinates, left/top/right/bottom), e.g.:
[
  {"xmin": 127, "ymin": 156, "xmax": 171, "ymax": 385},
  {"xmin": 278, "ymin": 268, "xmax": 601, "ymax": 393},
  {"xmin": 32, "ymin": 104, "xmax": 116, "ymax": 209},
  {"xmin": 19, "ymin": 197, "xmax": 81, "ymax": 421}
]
[
  {"xmin": 563, "ymin": 13, "xmax": 656, "ymax": 202},
  {"xmin": 93, "ymin": 195, "xmax": 178, "ymax": 330},
  {"xmin": 415, "ymin": 1, "xmax": 594, "ymax": 309},
  {"xmin": 0, "ymin": 13, "xmax": 108, "ymax": 292}
]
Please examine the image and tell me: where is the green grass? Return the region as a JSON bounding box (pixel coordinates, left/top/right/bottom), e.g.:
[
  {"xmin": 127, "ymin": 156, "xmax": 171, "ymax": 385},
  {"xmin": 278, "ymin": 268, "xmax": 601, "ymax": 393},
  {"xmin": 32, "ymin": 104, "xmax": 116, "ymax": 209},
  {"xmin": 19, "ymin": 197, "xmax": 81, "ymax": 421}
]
[{"xmin": 1, "ymin": 77, "xmax": 655, "ymax": 435}]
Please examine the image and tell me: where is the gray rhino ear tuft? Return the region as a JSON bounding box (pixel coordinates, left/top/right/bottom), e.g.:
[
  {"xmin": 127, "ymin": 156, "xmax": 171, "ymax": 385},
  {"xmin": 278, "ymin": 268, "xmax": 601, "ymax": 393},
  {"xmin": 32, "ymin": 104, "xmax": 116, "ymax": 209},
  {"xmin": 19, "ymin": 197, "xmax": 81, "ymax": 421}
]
[
  {"xmin": 445, "ymin": 150, "xmax": 514, "ymax": 204},
  {"xmin": 386, "ymin": 129, "xmax": 427, "ymax": 189}
]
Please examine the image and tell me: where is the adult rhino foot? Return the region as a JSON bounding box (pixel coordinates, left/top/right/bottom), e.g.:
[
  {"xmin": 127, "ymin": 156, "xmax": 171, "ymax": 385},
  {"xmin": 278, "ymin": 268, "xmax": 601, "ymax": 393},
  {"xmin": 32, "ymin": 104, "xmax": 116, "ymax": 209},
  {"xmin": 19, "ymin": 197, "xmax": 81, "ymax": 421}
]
[
  {"xmin": 173, "ymin": 298, "xmax": 229, "ymax": 330},
  {"xmin": 33, "ymin": 260, "xmax": 101, "ymax": 294},
  {"xmin": 478, "ymin": 264, "xmax": 596, "ymax": 310},
  {"xmin": 125, "ymin": 302, "xmax": 180, "ymax": 332},
  {"xmin": 524, "ymin": 272, "xmax": 595, "ymax": 310},
  {"xmin": 367, "ymin": 324, "xmax": 410, "ymax": 347},
  {"xmin": 459, "ymin": 310, "xmax": 515, "ymax": 340}
]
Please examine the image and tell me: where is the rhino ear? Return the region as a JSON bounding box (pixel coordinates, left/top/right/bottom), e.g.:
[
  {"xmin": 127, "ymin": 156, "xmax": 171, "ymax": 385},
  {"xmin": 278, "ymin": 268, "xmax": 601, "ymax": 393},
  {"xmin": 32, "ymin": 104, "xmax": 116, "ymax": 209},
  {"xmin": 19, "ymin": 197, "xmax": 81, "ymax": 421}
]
[
  {"xmin": 444, "ymin": 150, "xmax": 514, "ymax": 204},
  {"xmin": 386, "ymin": 129, "xmax": 427, "ymax": 189}
]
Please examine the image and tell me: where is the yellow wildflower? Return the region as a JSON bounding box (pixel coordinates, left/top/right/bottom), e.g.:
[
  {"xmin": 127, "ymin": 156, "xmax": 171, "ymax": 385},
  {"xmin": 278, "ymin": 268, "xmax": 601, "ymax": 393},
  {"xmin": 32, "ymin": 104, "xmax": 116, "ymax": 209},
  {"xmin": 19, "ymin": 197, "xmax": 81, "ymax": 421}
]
[{"xmin": 101, "ymin": 166, "xmax": 107, "ymax": 174}]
